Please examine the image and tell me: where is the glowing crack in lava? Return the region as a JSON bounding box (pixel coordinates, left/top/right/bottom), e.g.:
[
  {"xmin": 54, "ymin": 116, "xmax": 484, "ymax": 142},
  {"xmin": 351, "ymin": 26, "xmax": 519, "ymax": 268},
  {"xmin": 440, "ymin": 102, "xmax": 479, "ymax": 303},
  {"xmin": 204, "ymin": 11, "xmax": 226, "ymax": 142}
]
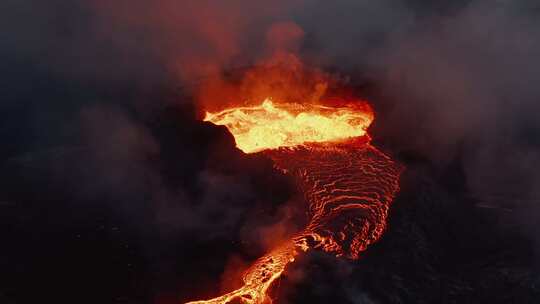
[{"xmin": 187, "ymin": 98, "xmax": 403, "ymax": 304}]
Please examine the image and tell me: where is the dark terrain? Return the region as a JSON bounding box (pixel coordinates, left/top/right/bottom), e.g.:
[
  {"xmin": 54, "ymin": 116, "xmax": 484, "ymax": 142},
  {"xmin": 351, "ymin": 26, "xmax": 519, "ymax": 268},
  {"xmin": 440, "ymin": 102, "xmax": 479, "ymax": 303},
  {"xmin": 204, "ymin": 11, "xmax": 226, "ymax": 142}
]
[{"xmin": 1, "ymin": 85, "xmax": 538, "ymax": 304}]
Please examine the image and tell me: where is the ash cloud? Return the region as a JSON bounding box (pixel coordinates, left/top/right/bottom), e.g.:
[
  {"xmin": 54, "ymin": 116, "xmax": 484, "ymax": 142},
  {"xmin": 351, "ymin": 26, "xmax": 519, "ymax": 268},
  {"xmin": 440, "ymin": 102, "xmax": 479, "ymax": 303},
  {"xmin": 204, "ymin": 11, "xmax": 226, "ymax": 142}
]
[
  {"xmin": 288, "ymin": 0, "xmax": 540, "ymax": 253},
  {"xmin": 1, "ymin": 0, "xmax": 305, "ymax": 94},
  {"xmin": 371, "ymin": 1, "xmax": 540, "ymax": 249},
  {"xmin": 2, "ymin": 0, "xmax": 540, "ymax": 303},
  {"xmin": 1, "ymin": 1, "xmax": 305, "ymax": 302},
  {"xmin": 1, "ymin": 0, "xmax": 302, "ymax": 233},
  {"xmin": 293, "ymin": 0, "xmax": 540, "ymax": 298}
]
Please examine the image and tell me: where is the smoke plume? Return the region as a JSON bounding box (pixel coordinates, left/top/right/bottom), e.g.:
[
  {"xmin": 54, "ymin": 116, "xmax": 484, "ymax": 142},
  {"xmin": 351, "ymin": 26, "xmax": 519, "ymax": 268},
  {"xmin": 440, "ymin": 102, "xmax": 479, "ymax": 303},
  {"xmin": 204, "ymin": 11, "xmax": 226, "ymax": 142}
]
[{"xmin": 2, "ymin": 0, "xmax": 540, "ymax": 303}]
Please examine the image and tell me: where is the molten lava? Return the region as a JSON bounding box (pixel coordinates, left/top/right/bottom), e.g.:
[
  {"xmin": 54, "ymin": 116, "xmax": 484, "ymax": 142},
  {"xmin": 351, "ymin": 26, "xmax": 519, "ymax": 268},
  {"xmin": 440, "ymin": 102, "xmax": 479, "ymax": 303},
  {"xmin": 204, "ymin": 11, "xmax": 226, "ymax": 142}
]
[
  {"xmin": 203, "ymin": 99, "xmax": 374, "ymax": 153},
  {"xmin": 188, "ymin": 98, "xmax": 402, "ymax": 304}
]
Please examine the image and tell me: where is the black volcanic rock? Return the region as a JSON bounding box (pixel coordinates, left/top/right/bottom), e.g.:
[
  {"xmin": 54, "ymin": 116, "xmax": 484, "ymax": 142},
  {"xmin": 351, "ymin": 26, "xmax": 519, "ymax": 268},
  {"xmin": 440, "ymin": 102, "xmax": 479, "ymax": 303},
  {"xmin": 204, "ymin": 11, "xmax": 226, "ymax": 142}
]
[{"xmin": 273, "ymin": 162, "xmax": 540, "ymax": 304}]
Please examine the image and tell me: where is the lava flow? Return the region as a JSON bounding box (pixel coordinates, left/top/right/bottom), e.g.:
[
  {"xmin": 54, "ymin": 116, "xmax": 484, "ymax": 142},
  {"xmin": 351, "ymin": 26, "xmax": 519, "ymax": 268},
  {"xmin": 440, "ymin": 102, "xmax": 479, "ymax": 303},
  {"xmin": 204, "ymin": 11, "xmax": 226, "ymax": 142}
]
[{"xmin": 187, "ymin": 98, "xmax": 403, "ymax": 304}]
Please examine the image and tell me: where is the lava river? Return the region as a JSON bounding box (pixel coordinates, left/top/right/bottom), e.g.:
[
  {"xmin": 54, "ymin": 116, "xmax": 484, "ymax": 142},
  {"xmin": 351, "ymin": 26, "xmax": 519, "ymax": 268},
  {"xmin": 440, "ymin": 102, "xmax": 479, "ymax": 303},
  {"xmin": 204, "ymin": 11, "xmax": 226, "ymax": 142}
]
[{"xmin": 186, "ymin": 99, "xmax": 403, "ymax": 304}]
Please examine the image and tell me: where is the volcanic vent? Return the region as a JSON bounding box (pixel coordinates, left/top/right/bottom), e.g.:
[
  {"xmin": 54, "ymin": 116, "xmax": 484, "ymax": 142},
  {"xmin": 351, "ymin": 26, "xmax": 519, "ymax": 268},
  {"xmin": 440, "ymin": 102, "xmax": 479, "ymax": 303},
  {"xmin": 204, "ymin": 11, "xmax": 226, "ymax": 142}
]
[{"xmin": 187, "ymin": 98, "xmax": 403, "ymax": 304}]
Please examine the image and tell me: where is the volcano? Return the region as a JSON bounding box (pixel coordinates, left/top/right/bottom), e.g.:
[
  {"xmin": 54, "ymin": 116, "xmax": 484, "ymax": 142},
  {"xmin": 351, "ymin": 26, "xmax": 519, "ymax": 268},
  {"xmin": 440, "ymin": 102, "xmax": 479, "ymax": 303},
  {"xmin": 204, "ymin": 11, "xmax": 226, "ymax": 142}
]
[{"xmin": 187, "ymin": 99, "xmax": 403, "ymax": 303}]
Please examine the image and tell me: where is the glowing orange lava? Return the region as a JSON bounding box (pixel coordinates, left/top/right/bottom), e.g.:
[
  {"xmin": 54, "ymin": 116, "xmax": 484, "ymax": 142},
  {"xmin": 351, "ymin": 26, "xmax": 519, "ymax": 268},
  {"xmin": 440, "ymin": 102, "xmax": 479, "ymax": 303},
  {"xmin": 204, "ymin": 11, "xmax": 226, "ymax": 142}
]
[
  {"xmin": 188, "ymin": 98, "xmax": 402, "ymax": 304},
  {"xmin": 203, "ymin": 99, "xmax": 374, "ymax": 153}
]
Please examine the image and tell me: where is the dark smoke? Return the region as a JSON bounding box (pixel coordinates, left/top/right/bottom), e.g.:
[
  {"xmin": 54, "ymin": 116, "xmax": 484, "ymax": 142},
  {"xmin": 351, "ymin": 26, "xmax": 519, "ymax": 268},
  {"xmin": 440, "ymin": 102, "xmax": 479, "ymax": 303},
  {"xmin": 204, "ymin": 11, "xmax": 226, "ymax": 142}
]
[
  {"xmin": 298, "ymin": 0, "xmax": 540, "ymax": 255},
  {"xmin": 371, "ymin": 0, "xmax": 540, "ymax": 252},
  {"xmin": 2, "ymin": 0, "xmax": 540, "ymax": 303}
]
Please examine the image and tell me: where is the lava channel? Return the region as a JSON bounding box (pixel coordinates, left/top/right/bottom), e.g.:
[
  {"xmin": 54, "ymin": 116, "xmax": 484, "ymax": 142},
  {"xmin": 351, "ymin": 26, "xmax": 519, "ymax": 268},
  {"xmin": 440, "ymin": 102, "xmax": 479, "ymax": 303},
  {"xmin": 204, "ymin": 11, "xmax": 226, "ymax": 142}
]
[{"xmin": 186, "ymin": 99, "xmax": 403, "ymax": 304}]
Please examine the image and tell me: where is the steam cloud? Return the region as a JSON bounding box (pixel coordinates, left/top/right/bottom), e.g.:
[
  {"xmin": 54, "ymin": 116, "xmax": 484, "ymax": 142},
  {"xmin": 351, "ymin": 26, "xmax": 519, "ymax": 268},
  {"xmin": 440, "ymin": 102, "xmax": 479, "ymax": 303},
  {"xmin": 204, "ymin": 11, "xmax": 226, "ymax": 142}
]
[{"xmin": 2, "ymin": 0, "xmax": 540, "ymax": 302}]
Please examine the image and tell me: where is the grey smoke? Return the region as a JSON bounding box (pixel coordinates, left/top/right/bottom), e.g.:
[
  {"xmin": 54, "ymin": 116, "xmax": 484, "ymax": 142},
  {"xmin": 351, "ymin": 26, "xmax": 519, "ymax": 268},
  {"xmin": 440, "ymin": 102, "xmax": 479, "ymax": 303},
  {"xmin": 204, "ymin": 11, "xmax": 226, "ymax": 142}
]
[
  {"xmin": 295, "ymin": 0, "xmax": 540, "ymax": 250},
  {"xmin": 2, "ymin": 0, "xmax": 540, "ymax": 293},
  {"xmin": 376, "ymin": 1, "xmax": 540, "ymax": 248}
]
